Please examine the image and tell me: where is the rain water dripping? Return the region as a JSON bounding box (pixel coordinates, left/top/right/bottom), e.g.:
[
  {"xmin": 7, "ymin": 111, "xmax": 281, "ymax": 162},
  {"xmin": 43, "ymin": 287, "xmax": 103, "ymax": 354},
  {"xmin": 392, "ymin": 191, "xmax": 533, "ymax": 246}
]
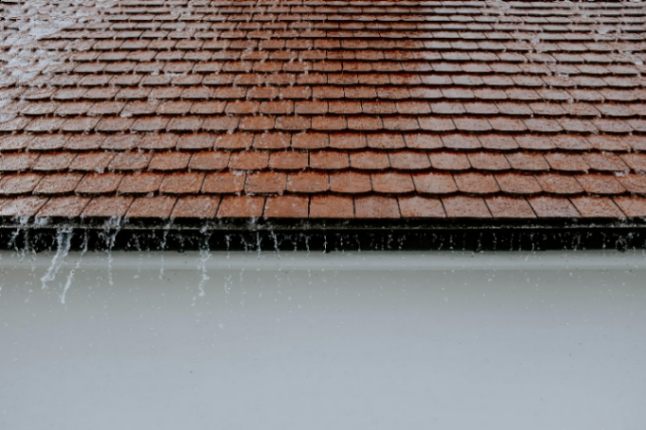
[
  {"xmin": 40, "ymin": 225, "xmax": 72, "ymax": 290},
  {"xmin": 60, "ymin": 230, "xmax": 88, "ymax": 304},
  {"xmin": 194, "ymin": 227, "xmax": 212, "ymax": 303},
  {"xmin": 8, "ymin": 216, "xmax": 29, "ymax": 252},
  {"xmin": 158, "ymin": 220, "xmax": 172, "ymax": 280},
  {"xmin": 101, "ymin": 216, "xmax": 122, "ymax": 286}
]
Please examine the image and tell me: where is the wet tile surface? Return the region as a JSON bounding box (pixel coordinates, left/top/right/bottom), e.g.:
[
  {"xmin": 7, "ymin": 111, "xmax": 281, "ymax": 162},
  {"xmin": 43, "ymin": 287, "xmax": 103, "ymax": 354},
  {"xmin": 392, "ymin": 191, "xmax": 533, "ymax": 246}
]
[{"xmin": 1, "ymin": 0, "xmax": 646, "ymax": 220}]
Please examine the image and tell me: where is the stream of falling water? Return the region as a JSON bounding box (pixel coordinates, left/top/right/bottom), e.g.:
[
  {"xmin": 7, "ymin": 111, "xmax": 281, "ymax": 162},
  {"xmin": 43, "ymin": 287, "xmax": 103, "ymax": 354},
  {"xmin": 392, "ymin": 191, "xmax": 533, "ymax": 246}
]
[
  {"xmin": 193, "ymin": 230, "xmax": 213, "ymax": 303},
  {"xmin": 195, "ymin": 248, "xmax": 210, "ymax": 300},
  {"xmin": 40, "ymin": 226, "xmax": 72, "ymax": 290},
  {"xmin": 60, "ymin": 232, "xmax": 88, "ymax": 304},
  {"xmin": 102, "ymin": 217, "xmax": 122, "ymax": 286},
  {"xmin": 22, "ymin": 224, "xmax": 291, "ymax": 305}
]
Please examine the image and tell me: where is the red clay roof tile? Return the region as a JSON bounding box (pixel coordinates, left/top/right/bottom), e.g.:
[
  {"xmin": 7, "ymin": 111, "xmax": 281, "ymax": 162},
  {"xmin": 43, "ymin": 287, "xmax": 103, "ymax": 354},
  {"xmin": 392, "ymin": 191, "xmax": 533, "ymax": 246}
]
[
  {"xmin": 310, "ymin": 195, "xmax": 354, "ymax": 219},
  {"xmin": 454, "ymin": 173, "xmax": 499, "ymax": 195},
  {"xmin": 618, "ymin": 175, "xmax": 646, "ymax": 195},
  {"xmin": 264, "ymin": 196, "xmax": 309, "ymax": 218},
  {"xmin": 83, "ymin": 196, "xmax": 132, "ymax": 218},
  {"xmin": 537, "ymin": 174, "xmax": 585, "ymax": 195},
  {"xmin": 486, "ymin": 197, "xmax": 536, "ymax": 219},
  {"xmin": 117, "ymin": 173, "xmax": 163, "ymax": 195},
  {"xmin": 0, "ymin": 196, "xmax": 48, "ymax": 217},
  {"xmin": 571, "ymin": 197, "xmax": 625, "ymax": 219},
  {"xmin": 171, "ymin": 196, "xmax": 219, "ymax": 219},
  {"xmin": 245, "ymin": 172, "xmax": 287, "ymax": 194},
  {"xmin": 202, "ymin": 172, "xmax": 245, "ymax": 194},
  {"xmin": 310, "ymin": 151, "xmax": 349, "ymax": 170},
  {"xmin": 399, "ymin": 196, "xmax": 445, "ymax": 219},
  {"xmin": 372, "ymin": 173, "xmax": 415, "ymax": 194},
  {"xmin": 529, "ymin": 197, "xmax": 580, "ymax": 218},
  {"xmin": 355, "ymin": 196, "xmax": 400, "ymax": 219},
  {"xmin": 189, "ymin": 152, "xmax": 230, "ymax": 171},
  {"xmin": 576, "ymin": 175, "xmax": 625, "ymax": 195},
  {"xmin": 217, "ymin": 196, "xmax": 265, "ymax": 218},
  {"xmin": 127, "ymin": 196, "xmax": 176, "ymax": 218},
  {"xmin": 0, "ymin": 174, "xmax": 42, "ymax": 195},
  {"xmin": 413, "ymin": 173, "xmax": 458, "ymax": 195},
  {"xmin": 286, "ymin": 172, "xmax": 329, "ymax": 194},
  {"xmin": 38, "ymin": 196, "xmax": 89, "ymax": 217},
  {"xmin": 160, "ymin": 173, "xmax": 204, "ymax": 195},
  {"xmin": 330, "ymin": 172, "xmax": 371, "ymax": 194},
  {"xmin": 496, "ymin": 174, "xmax": 543, "ymax": 196},
  {"xmin": 614, "ymin": 197, "xmax": 646, "ymax": 218},
  {"xmin": 443, "ymin": 196, "xmax": 491, "ymax": 219},
  {"xmin": 34, "ymin": 173, "xmax": 82, "ymax": 195},
  {"xmin": 76, "ymin": 173, "xmax": 122, "ymax": 195}
]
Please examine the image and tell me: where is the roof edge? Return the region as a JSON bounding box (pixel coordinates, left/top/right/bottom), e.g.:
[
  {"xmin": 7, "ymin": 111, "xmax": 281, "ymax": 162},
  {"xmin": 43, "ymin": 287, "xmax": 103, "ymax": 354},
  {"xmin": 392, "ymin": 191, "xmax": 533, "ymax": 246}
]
[{"xmin": 2, "ymin": 217, "xmax": 645, "ymax": 252}]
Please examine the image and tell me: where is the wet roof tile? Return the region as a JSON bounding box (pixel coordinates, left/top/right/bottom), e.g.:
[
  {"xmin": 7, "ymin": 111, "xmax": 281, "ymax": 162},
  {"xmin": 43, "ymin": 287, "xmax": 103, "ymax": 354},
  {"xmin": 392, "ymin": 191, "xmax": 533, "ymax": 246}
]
[{"xmin": 1, "ymin": 0, "xmax": 646, "ymax": 221}]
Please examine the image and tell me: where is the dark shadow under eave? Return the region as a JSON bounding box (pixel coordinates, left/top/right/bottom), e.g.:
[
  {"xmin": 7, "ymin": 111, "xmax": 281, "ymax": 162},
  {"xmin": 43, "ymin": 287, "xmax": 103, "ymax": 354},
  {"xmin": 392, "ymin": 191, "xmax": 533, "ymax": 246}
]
[{"xmin": 1, "ymin": 216, "xmax": 645, "ymax": 252}]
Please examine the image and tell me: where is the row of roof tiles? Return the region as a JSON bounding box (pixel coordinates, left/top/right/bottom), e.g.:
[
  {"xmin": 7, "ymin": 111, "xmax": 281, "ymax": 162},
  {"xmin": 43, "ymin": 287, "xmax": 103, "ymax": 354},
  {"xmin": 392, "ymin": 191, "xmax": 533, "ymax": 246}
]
[
  {"xmin": 3, "ymin": 116, "xmax": 646, "ymax": 134},
  {"xmin": 2, "ymin": 171, "xmax": 645, "ymax": 196},
  {"xmin": 2, "ymin": 147, "xmax": 646, "ymax": 173},
  {"xmin": 2, "ymin": 194, "xmax": 646, "ymax": 220},
  {"xmin": 3, "ymin": 133, "xmax": 645, "ymax": 152}
]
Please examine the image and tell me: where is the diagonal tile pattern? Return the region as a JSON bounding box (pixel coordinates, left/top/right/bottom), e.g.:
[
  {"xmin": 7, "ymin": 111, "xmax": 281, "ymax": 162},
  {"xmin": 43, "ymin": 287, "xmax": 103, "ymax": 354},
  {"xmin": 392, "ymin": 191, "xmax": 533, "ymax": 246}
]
[{"xmin": 1, "ymin": 0, "xmax": 646, "ymax": 220}]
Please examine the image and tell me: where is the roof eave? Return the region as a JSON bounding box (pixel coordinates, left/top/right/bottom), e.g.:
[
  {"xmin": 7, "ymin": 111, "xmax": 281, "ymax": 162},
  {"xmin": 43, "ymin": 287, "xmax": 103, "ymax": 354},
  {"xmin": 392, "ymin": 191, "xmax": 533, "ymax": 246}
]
[{"xmin": 2, "ymin": 216, "xmax": 645, "ymax": 252}]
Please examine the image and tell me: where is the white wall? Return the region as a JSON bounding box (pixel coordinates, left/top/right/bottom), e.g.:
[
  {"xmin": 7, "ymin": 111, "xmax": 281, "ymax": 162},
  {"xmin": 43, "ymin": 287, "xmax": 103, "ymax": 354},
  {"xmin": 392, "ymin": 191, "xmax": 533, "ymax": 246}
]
[{"xmin": 1, "ymin": 251, "xmax": 645, "ymax": 430}]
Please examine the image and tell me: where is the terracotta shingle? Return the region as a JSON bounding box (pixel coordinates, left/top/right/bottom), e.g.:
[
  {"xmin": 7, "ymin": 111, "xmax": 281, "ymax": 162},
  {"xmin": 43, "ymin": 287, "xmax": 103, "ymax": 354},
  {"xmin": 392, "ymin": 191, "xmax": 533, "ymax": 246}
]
[
  {"xmin": 496, "ymin": 174, "xmax": 542, "ymax": 195},
  {"xmin": 0, "ymin": 196, "xmax": 48, "ymax": 216},
  {"xmin": 571, "ymin": 197, "xmax": 624, "ymax": 219},
  {"xmin": 160, "ymin": 173, "xmax": 204, "ymax": 195},
  {"xmin": 286, "ymin": 172, "xmax": 329, "ymax": 193},
  {"xmin": 454, "ymin": 173, "xmax": 500, "ymax": 195},
  {"xmin": 310, "ymin": 195, "xmax": 354, "ymax": 219},
  {"xmin": 614, "ymin": 197, "xmax": 646, "ymax": 218},
  {"xmin": 217, "ymin": 196, "xmax": 265, "ymax": 218},
  {"xmin": 38, "ymin": 196, "xmax": 89, "ymax": 217},
  {"xmin": 189, "ymin": 152, "xmax": 230, "ymax": 171},
  {"xmin": 310, "ymin": 151, "xmax": 349, "ymax": 170},
  {"xmin": 202, "ymin": 172, "xmax": 245, "ymax": 194},
  {"xmin": 83, "ymin": 197, "xmax": 132, "ymax": 218},
  {"xmin": 372, "ymin": 173, "xmax": 414, "ymax": 194},
  {"xmin": 245, "ymin": 172, "xmax": 287, "ymax": 194},
  {"xmin": 172, "ymin": 196, "xmax": 219, "ymax": 219},
  {"xmin": 76, "ymin": 174, "xmax": 122, "ymax": 195},
  {"xmin": 0, "ymin": 174, "xmax": 42, "ymax": 195},
  {"xmin": 399, "ymin": 197, "xmax": 445, "ymax": 218},
  {"xmin": 118, "ymin": 173, "xmax": 163, "ymax": 195},
  {"xmin": 529, "ymin": 197, "xmax": 580, "ymax": 218},
  {"xmin": 34, "ymin": 173, "xmax": 82, "ymax": 195},
  {"xmin": 330, "ymin": 172, "xmax": 371, "ymax": 194},
  {"xmin": 443, "ymin": 197, "xmax": 491, "ymax": 218},
  {"xmin": 486, "ymin": 197, "xmax": 536, "ymax": 219},
  {"xmin": 355, "ymin": 196, "xmax": 400, "ymax": 219},
  {"xmin": 537, "ymin": 174, "xmax": 584, "ymax": 195},
  {"xmin": 127, "ymin": 196, "xmax": 176, "ymax": 218},
  {"xmin": 264, "ymin": 196, "xmax": 309, "ymax": 218},
  {"xmin": 413, "ymin": 173, "xmax": 458, "ymax": 195}
]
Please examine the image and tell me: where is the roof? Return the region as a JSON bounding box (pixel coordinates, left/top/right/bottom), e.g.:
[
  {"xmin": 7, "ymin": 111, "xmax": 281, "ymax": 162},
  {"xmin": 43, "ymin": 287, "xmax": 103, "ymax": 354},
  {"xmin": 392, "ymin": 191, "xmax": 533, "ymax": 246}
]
[{"xmin": 1, "ymin": 0, "xmax": 646, "ymax": 228}]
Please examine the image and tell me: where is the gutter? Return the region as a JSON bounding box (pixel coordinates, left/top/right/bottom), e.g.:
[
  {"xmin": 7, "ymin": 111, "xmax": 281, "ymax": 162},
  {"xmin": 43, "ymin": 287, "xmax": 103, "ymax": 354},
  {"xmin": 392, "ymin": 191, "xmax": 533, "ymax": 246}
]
[{"xmin": 1, "ymin": 217, "xmax": 645, "ymax": 251}]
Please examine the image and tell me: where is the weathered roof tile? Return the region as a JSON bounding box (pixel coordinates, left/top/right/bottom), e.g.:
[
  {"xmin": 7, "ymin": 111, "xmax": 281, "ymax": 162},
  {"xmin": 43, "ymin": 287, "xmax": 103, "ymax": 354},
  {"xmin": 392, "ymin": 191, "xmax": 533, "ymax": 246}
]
[
  {"xmin": 127, "ymin": 196, "xmax": 176, "ymax": 218},
  {"xmin": 486, "ymin": 197, "xmax": 536, "ymax": 219}
]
